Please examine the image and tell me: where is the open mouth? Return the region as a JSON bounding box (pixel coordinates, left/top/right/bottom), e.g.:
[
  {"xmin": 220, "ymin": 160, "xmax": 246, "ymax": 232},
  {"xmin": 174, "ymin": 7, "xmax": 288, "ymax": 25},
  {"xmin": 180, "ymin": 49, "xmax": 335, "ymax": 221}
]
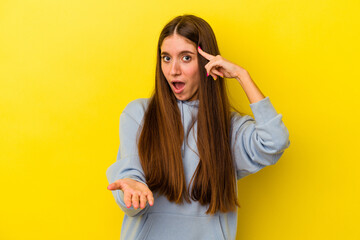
[{"xmin": 172, "ymin": 81, "xmax": 185, "ymax": 90}]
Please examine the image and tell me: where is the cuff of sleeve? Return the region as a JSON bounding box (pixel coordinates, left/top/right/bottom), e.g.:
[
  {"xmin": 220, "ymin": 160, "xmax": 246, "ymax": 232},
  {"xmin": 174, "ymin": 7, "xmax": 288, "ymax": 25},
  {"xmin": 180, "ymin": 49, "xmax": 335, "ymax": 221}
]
[{"xmin": 249, "ymin": 96, "xmax": 278, "ymax": 124}]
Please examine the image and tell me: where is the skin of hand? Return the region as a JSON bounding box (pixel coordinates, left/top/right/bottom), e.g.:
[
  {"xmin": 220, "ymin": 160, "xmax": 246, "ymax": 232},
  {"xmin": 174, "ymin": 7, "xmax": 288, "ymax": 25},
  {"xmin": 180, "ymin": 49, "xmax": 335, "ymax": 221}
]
[
  {"xmin": 197, "ymin": 46, "xmax": 246, "ymax": 80},
  {"xmin": 107, "ymin": 178, "xmax": 154, "ymax": 209},
  {"xmin": 197, "ymin": 46, "xmax": 265, "ymax": 104}
]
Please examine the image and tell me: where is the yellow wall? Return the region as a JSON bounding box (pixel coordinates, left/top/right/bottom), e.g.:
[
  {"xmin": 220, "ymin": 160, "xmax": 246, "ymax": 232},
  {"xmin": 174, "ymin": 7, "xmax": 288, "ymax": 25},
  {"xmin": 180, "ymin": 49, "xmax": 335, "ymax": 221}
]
[{"xmin": 1, "ymin": 0, "xmax": 359, "ymax": 239}]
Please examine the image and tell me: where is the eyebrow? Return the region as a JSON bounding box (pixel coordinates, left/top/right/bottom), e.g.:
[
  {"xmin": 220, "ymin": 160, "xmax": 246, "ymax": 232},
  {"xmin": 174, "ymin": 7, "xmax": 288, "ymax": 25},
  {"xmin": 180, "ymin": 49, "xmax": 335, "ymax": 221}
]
[{"xmin": 161, "ymin": 50, "xmax": 195, "ymax": 56}]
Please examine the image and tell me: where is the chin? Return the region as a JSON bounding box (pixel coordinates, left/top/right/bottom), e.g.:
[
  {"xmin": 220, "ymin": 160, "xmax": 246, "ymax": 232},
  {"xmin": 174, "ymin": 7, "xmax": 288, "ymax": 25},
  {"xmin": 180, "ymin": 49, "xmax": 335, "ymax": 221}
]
[
  {"xmin": 173, "ymin": 91, "xmax": 196, "ymax": 102},
  {"xmin": 175, "ymin": 96, "xmax": 186, "ymax": 101},
  {"xmin": 173, "ymin": 94, "xmax": 187, "ymax": 101}
]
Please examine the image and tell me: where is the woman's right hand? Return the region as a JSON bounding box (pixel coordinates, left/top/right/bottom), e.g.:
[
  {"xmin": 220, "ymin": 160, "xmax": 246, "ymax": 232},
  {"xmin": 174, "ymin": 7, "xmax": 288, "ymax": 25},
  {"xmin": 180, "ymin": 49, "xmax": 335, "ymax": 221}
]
[{"xmin": 107, "ymin": 178, "xmax": 154, "ymax": 209}]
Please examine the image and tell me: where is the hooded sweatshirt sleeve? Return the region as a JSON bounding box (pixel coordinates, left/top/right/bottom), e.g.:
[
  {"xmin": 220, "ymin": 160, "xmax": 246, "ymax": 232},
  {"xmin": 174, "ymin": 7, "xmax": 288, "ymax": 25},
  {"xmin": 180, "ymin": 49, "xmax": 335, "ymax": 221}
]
[
  {"xmin": 106, "ymin": 99, "xmax": 149, "ymax": 217},
  {"xmin": 231, "ymin": 96, "xmax": 291, "ymax": 180}
]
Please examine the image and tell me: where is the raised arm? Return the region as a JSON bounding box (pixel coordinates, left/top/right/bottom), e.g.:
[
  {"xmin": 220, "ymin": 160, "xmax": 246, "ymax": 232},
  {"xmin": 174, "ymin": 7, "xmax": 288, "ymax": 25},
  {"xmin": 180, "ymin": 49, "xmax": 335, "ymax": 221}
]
[
  {"xmin": 231, "ymin": 96, "xmax": 290, "ymax": 179},
  {"xmin": 197, "ymin": 46, "xmax": 290, "ymax": 179}
]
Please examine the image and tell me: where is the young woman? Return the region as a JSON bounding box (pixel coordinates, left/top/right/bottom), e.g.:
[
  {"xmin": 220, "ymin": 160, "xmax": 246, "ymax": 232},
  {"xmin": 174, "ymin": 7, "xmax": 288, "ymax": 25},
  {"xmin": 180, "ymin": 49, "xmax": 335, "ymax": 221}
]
[{"xmin": 106, "ymin": 14, "xmax": 290, "ymax": 240}]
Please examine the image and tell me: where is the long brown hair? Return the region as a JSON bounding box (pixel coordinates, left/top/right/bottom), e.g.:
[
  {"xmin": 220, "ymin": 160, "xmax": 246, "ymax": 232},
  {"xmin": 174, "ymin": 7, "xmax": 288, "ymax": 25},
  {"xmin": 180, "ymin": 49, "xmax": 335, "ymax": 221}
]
[{"xmin": 138, "ymin": 14, "xmax": 239, "ymax": 214}]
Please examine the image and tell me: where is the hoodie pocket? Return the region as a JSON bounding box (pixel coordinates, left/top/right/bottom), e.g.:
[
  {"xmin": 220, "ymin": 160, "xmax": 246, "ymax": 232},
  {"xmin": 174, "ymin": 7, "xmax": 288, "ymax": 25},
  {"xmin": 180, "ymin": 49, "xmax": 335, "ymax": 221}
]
[{"xmin": 135, "ymin": 212, "xmax": 226, "ymax": 240}]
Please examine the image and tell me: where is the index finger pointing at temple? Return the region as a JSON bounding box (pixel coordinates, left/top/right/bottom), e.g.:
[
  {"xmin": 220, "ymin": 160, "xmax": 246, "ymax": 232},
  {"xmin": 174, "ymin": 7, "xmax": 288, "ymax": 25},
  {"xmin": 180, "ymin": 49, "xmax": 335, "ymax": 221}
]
[{"xmin": 198, "ymin": 46, "xmax": 214, "ymax": 61}]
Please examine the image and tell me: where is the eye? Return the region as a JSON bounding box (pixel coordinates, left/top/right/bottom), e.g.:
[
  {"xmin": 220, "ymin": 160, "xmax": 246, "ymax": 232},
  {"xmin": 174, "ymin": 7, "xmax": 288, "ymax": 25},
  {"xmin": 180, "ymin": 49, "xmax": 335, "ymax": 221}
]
[
  {"xmin": 183, "ymin": 55, "xmax": 191, "ymax": 61},
  {"xmin": 162, "ymin": 56, "xmax": 170, "ymax": 62}
]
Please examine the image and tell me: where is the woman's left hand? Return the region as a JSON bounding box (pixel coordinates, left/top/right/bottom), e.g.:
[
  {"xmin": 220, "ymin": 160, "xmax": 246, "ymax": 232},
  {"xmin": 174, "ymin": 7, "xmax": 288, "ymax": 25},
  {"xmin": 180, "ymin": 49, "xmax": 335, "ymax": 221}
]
[{"xmin": 197, "ymin": 46, "xmax": 246, "ymax": 80}]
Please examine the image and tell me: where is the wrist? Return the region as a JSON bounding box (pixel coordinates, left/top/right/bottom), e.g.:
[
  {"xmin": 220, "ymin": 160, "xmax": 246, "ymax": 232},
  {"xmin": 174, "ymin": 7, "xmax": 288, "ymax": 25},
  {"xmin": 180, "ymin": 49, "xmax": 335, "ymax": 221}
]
[{"xmin": 235, "ymin": 69, "xmax": 251, "ymax": 84}]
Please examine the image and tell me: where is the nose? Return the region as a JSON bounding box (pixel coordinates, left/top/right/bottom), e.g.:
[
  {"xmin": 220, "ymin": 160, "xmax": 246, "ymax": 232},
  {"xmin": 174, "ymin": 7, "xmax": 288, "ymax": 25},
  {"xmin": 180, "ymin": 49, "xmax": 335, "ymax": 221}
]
[{"xmin": 170, "ymin": 59, "xmax": 181, "ymax": 76}]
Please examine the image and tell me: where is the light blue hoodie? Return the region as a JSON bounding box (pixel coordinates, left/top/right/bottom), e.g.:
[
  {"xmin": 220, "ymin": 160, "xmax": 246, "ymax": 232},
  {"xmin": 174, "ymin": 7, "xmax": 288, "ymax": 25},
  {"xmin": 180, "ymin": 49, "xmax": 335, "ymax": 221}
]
[{"xmin": 106, "ymin": 96, "xmax": 290, "ymax": 240}]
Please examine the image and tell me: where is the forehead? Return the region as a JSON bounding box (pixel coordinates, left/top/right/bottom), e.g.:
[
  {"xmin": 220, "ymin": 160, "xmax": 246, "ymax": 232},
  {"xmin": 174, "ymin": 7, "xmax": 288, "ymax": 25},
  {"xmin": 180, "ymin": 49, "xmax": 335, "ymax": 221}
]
[{"xmin": 160, "ymin": 34, "xmax": 196, "ymax": 54}]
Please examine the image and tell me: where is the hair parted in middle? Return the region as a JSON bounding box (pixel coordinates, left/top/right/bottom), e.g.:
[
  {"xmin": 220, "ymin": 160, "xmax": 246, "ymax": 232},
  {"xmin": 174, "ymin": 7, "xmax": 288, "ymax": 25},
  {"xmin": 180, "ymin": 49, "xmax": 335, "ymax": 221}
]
[{"xmin": 137, "ymin": 14, "xmax": 240, "ymax": 214}]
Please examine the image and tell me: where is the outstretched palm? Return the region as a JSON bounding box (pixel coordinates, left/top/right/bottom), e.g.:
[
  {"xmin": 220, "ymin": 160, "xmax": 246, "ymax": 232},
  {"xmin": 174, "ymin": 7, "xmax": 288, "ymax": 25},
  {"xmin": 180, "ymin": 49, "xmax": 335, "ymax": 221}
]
[{"xmin": 107, "ymin": 178, "xmax": 154, "ymax": 209}]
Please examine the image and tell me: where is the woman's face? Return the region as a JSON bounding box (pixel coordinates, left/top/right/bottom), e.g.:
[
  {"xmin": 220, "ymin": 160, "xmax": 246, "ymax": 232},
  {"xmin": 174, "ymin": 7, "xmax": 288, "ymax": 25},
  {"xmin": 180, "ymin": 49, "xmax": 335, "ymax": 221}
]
[{"xmin": 160, "ymin": 34, "xmax": 201, "ymax": 101}]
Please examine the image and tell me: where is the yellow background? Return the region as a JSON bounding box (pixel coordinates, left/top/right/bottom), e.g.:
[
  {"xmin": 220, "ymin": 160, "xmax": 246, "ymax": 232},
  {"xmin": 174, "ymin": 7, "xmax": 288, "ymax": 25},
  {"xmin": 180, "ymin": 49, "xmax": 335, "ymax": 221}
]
[{"xmin": 1, "ymin": 0, "xmax": 359, "ymax": 239}]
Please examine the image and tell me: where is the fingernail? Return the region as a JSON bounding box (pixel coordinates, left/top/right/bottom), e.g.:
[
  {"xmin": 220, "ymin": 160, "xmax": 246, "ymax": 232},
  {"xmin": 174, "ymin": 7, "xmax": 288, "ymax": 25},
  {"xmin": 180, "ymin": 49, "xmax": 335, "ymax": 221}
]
[
  {"xmin": 198, "ymin": 46, "xmax": 201, "ymax": 50},
  {"xmin": 206, "ymin": 73, "xmax": 209, "ymax": 77}
]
